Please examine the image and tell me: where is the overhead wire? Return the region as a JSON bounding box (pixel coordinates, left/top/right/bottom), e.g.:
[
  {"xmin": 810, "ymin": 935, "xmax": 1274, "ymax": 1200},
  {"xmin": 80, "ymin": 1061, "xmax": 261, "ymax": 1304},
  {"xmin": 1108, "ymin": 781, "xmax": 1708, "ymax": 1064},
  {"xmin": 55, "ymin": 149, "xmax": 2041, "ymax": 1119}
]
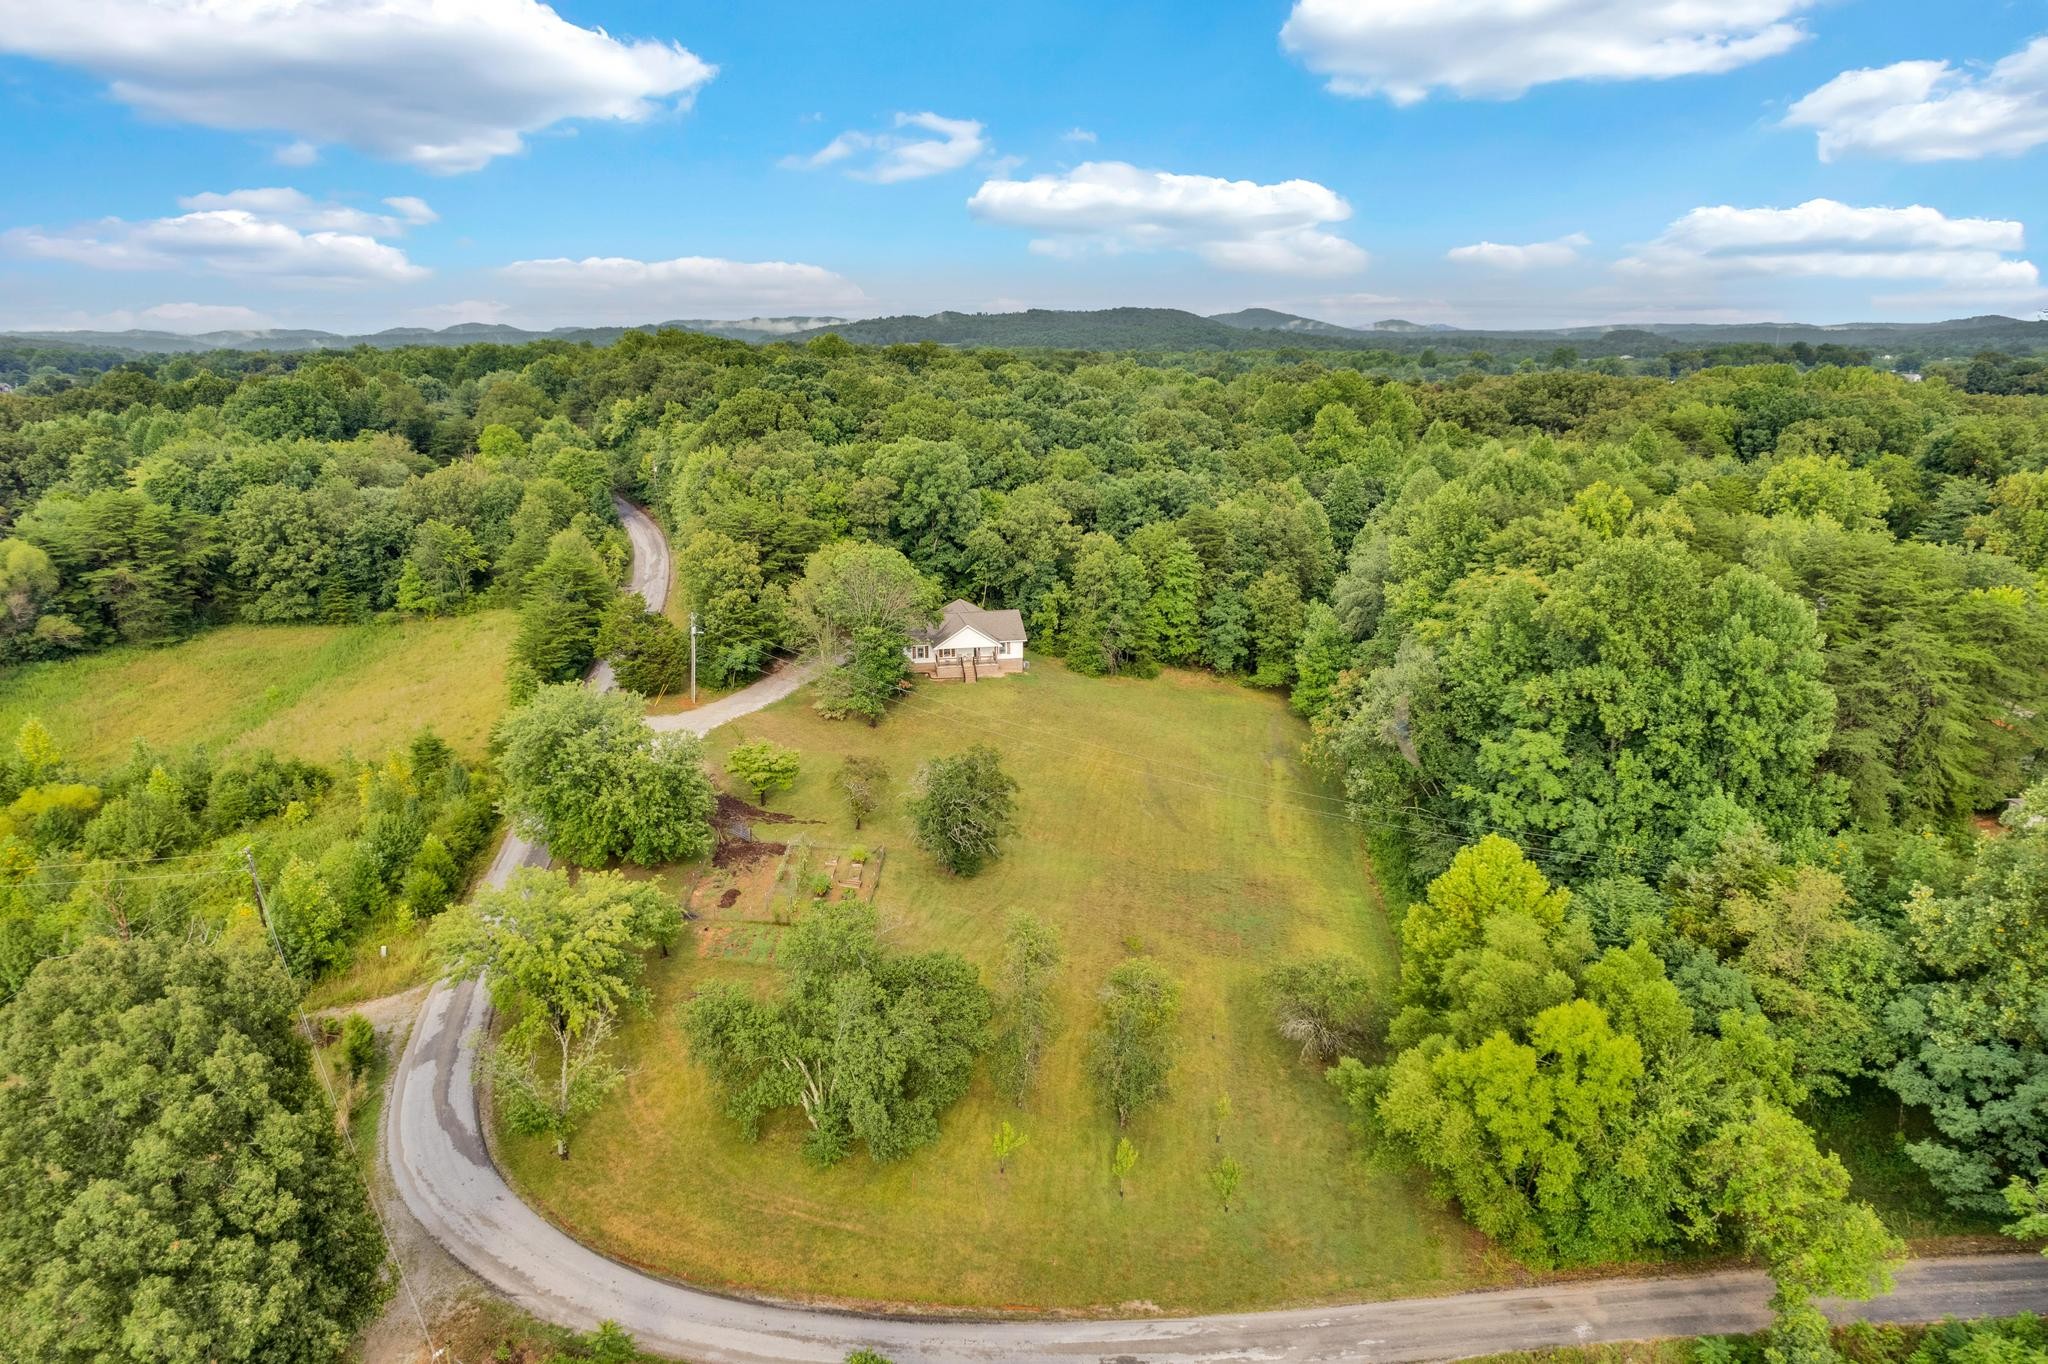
[
  {"xmin": 240, "ymin": 849, "xmax": 449, "ymax": 1364},
  {"xmin": 876, "ymin": 667, "xmax": 1630, "ymax": 873}
]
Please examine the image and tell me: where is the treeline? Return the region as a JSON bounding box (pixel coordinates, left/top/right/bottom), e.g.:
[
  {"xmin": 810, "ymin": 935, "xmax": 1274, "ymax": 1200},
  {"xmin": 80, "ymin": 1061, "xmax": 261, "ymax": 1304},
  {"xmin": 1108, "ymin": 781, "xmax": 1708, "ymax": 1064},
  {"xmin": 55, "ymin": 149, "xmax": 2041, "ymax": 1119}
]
[
  {"xmin": 1281, "ymin": 366, "xmax": 2047, "ymax": 1230},
  {"xmin": 0, "ymin": 342, "xmax": 138, "ymax": 390},
  {"xmin": 1954, "ymin": 350, "xmax": 2048, "ymax": 396},
  {"xmin": 0, "ymin": 392, "xmax": 629, "ymax": 664}
]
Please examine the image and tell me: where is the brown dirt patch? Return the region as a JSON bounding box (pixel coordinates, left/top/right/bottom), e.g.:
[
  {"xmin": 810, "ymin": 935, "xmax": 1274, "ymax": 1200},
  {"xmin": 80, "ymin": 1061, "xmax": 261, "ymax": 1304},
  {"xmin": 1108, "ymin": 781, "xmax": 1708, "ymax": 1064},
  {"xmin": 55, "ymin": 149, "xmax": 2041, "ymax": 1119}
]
[
  {"xmin": 717, "ymin": 886, "xmax": 741, "ymax": 908},
  {"xmin": 713, "ymin": 836, "xmax": 786, "ymax": 870},
  {"xmin": 715, "ymin": 792, "xmax": 810, "ymax": 828}
]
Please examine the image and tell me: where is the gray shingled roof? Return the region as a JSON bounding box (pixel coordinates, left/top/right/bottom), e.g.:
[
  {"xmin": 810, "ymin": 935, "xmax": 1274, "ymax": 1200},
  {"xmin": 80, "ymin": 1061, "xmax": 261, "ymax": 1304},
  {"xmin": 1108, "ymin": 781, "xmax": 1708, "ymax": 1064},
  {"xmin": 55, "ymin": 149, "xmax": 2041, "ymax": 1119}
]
[{"xmin": 914, "ymin": 598, "xmax": 1027, "ymax": 646}]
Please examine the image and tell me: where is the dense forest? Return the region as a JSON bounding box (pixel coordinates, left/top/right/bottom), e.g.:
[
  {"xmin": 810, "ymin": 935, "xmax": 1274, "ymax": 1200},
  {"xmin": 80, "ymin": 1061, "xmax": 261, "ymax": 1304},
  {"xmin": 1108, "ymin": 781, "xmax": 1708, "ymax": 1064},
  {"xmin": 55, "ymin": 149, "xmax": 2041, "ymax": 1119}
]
[{"xmin": 1, "ymin": 329, "xmax": 2045, "ymax": 1344}]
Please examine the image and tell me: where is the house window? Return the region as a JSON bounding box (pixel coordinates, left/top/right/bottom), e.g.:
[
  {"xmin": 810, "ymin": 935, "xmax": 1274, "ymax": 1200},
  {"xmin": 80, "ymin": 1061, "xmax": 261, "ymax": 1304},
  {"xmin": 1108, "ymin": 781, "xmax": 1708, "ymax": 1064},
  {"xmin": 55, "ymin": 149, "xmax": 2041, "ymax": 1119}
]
[{"xmin": 912, "ymin": 645, "xmax": 930, "ymax": 659}]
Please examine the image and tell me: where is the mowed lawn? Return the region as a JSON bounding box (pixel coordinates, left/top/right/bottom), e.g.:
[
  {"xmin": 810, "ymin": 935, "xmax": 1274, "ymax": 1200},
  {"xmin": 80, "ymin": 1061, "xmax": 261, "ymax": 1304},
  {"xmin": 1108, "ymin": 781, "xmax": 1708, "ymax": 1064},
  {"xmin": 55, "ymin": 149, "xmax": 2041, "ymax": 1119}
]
[
  {"xmin": 499, "ymin": 662, "xmax": 1494, "ymax": 1313},
  {"xmin": 0, "ymin": 612, "xmax": 518, "ymax": 767}
]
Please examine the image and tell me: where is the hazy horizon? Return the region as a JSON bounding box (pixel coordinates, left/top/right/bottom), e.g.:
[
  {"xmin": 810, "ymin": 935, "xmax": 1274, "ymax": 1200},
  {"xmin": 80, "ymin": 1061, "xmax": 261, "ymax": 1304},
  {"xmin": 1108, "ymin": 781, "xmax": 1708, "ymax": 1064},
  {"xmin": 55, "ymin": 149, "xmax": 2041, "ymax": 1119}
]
[{"xmin": 4, "ymin": 3, "xmax": 2047, "ymax": 334}]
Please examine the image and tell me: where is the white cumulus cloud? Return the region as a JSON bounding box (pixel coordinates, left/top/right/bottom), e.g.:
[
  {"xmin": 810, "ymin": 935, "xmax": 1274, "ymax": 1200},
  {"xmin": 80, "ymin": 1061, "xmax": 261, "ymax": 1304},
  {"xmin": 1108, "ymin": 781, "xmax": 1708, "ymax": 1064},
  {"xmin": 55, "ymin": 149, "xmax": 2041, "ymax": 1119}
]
[
  {"xmin": 784, "ymin": 112, "xmax": 988, "ymax": 183},
  {"xmin": 5, "ymin": 188, "xmax": 430, "ymax": 284},
  {"xmin": 501, "ymin": 255, "xmax": 868, "ymax": 313},
  {"xmin": 173, "ymin": 188, "xmax": 435, "ymax": 237},
  {"xmin": 1786, "ymin": 38, "xmax": 2048, "ymax": 162},
  {"xmin": 1617, "ymin": 199, "xmax": 2039, "ymax": 292},
  {"xmin": 10, "ymin": 302, "xmax": 277, "ymax": 334},
  {"xmin": 0, "ymin": 0, "xmax": 716, "ymax": 174},
  {"xmin": 384, "ymin": 196, "xmax": 440, "ymax": 226},
  {"xmin": 967, "ymin": 161, "xmax": 1367, "ymax": 275},
  {"xmin": 1447, "ymin": 232, "xmax": 1590, "ymax": 270},
  {"xmin": 1281, "ymin": 0, "xmax": 1812, "ymax": 104}
]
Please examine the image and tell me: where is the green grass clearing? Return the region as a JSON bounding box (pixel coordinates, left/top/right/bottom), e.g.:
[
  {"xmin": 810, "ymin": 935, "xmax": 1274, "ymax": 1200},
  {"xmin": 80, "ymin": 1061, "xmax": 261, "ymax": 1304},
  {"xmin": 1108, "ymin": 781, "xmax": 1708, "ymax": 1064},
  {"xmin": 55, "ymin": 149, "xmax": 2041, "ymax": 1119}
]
[
  {"xmin": 497, "ymin": 662, "xmax": 1494, "ymax": 1313},
  {"xmin": 0, "ymin": 612, "xmax": 518, "ymax": 768},
  {"xmin": 302, "ymin": 910, "xmax": 439, "ymax": 1014}
]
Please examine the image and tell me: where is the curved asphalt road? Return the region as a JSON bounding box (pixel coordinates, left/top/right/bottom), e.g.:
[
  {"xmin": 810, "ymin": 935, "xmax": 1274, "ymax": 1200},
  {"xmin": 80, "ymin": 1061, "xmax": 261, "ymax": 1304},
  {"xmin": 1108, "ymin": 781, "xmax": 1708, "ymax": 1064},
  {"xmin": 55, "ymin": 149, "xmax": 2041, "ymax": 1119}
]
[{"xmin": 388, "ymin": 503, "xmax": 2048, "ymax": 1363}]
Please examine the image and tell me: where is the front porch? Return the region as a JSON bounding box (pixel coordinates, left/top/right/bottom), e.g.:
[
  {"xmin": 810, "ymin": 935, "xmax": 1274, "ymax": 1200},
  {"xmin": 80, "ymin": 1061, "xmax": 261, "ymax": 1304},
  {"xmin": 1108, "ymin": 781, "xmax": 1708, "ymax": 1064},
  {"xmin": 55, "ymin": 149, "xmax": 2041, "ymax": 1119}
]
[{"xmin": 911, "ymin": 645, "xmax": 1028, "ymax": 683}]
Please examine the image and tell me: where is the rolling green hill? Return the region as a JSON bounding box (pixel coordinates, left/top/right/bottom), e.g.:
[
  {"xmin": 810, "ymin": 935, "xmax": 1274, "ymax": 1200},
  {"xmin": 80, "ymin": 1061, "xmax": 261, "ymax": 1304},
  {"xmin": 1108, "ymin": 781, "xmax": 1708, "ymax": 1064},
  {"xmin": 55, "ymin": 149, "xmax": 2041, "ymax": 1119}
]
[{"xmin": 8, "ymin": 309, "xmax": 2044, "ymax": 368}]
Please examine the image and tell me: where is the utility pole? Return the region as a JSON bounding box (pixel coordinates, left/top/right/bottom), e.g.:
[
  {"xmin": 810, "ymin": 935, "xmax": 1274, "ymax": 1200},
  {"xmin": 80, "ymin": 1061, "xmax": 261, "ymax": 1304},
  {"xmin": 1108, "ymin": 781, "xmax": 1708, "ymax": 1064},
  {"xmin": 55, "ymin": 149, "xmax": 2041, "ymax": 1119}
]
[
  {"xmin": 242, "ymin": 847, "xmax": 287, "ymax": 965},
  {"xmin": 689, "ymin": 611, "xmax": 700, "ymax": 703}
]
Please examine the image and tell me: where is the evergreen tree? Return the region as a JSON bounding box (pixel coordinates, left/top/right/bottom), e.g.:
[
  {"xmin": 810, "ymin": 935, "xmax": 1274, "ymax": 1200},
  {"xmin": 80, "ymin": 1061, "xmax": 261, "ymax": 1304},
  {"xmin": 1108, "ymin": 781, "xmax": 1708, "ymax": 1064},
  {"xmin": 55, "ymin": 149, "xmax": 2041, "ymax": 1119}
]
[
  {"xmin": 596, "ymin": 598, "xmax": 692, "ymax": 697},
  {"xmin": 1290, "ymin": 599, "xmax": 1355, "ymax": 719},
  {"xmin": 1203, "ymin": 578, "xmax": 1251, "ymax": 674},
  {"xmin": 1131, "ymin": 527, "xmax": 1206, "ymax": 665},
  {"xmin": 677, "ymin": 529, "xmax": 783, "ymax": 688},
  {"xmin": 510, "ymin": 527, "xmax": 613, "ymax": 687}
]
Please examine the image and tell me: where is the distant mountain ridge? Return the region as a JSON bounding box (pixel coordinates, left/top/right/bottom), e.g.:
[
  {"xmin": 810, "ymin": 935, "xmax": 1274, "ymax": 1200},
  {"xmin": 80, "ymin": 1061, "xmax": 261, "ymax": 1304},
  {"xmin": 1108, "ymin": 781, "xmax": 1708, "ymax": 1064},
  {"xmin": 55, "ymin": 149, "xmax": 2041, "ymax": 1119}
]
[
  {"xmin": 6, "ymin": 308, "xmax": 2045, "ymax": 358},
  {"xmin": 0, "ymin": 316, "xmax": 853, "ymax": 354}
]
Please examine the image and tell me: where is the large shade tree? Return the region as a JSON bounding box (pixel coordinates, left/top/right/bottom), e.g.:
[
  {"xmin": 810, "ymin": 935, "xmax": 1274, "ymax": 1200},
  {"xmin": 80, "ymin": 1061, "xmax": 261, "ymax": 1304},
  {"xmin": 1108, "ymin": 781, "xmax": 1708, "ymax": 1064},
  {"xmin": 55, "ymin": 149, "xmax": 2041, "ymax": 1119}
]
[
  {"xmin": 684, "ymin": 900, "xmax": 989, "ymax": 1165},
  {"xmin": 906, "ymin": 744, "xmax": 1019, "ymax": 876},
  {"xmin": 496, "ymin": 684, "xmax": 716, "ymax": 866},
  {"xmin": 0, "ymin": 937, "xmax": 387, "ymax": 1363},
  {"xmin": 789, "ymin": 539, "xmax": 938, "ymax": 655},
  {"xmin": 1887, "ymin": 780, "xmax": 2048, "ymax": 1213},
  {"xmin": 1087, "ymin": 956, "xmax": 1183, "ymax": 1126}
]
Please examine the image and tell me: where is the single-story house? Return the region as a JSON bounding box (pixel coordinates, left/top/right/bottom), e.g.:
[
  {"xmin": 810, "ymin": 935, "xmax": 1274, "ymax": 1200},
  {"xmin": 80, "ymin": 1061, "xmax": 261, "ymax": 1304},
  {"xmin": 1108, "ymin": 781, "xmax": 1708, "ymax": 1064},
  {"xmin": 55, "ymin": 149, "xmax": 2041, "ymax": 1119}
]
[{"xmin": 906, "ymin": 599, "xmax": 1027, "ymax": 682}]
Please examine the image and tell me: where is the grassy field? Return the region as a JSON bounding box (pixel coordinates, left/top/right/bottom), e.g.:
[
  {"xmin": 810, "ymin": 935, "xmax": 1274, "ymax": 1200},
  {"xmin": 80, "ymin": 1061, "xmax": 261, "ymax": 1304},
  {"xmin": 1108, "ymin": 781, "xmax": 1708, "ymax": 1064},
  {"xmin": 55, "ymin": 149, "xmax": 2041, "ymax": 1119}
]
[
  {"xmin": 0, "ymin": 612, "xmax": 518, "ymax": 768},
  {"xmin": 498, "ymin": 662, "xmax": 1494, "ymax": 1314}
]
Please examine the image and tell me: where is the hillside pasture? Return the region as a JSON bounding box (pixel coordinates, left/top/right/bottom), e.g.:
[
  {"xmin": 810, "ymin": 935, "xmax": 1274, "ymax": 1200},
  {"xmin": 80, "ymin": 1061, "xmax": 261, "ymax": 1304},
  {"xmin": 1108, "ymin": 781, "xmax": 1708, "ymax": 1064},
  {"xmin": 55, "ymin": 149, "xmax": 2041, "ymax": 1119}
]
[{"xmin": 0, "ymin": 612, "xmax": 518, "ymax": 767}]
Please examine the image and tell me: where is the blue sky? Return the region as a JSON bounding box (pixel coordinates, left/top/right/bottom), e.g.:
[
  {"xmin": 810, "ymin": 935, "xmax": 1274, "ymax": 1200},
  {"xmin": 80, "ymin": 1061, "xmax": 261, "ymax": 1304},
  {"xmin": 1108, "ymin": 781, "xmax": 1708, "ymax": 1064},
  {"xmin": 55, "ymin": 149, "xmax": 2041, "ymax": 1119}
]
[{"xmin": 2, "ymin": 0, "xmax": 2046, "ymax": 332}]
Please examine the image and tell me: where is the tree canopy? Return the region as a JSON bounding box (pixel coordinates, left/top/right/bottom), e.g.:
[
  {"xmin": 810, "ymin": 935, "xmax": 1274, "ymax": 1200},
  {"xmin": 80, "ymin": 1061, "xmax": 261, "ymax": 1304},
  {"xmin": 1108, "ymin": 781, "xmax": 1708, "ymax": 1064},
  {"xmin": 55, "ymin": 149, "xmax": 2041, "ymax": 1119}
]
[
  {"xmin": 495, "ymin": 684, "xmax": 716, "ymax": 867},
  {"xmin": 683, "ymin": 900, "xmax": 989, "ymax": 1165},
  {"xmin": 0, "ymin": 937, "xmax": 387, "ymax": 1362},
  {"xmin": 906, "ymin": 744, "xmax": 1019, "ymax": 876}
]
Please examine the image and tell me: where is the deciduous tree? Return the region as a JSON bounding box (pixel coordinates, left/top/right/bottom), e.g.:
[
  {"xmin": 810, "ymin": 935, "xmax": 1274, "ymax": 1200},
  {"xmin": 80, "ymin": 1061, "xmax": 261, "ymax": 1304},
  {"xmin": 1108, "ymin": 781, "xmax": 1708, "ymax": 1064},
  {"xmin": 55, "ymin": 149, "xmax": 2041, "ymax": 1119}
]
[
  {"xmin": 1703, "ymin": 1100, "xmax": 1902, "ymax": 1350},
  {"xmin": 1210, "ymin": 1155, "xmax": 1245, "ymax": 1211},
  {"xmin": 433, "ymin": 868, "xmax": 678, "ymax": 1158},
  {"xmin": 684, "ymin": 900, "xmax": 989, "ymax": 1165},
  {"xmin": 991, "ymin": 912, "xmax": 1062, "ymax": 1103},
  {"xmin": 496, "ymin": 684, "xmax": 716, "ymax": 867},
  {"xmin": 1265, "ymin": 954, "xmax": 1381, "ymax": 1062},
  {"xmin": 676, "ymin": 529, "xmax": 783, "ymax": 688},
  {"xmin": 1064, "ymin": 532, "xmax": 1157, "ymax": 677},
  {"xmin": 907, "ymin": 744, "xmax": 1018, "ymax": 876},
  {"xmin": 834, "ymin": 755, "xmax": 888, "ymax": 830},
  {"xmin": 727, "ymin": 738, "xmax": 800, "ymax": 805},
  {"xmin": 993, "ymin": 1120, "xmax": 1027, "ymax": 1175},
  {"xmin": 1087, "ymin": 957, "xmax": 1181, "ymax": 1126},
  {"xmin": 0, "ymin": 938, "xmax": 387, "ymax": 1362},
  {"xmin": 790, "ymin": 539, "xmax": 937, "ymax": 655}
]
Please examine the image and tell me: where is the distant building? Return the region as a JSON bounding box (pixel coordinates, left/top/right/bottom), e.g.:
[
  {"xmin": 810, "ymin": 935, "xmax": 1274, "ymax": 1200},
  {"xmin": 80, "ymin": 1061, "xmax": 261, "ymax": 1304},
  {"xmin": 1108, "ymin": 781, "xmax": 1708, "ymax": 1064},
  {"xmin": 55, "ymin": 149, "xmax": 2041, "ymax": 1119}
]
[{"xmin": 906, "ymin": 599, "xmax": 1027, "ymax": 683}]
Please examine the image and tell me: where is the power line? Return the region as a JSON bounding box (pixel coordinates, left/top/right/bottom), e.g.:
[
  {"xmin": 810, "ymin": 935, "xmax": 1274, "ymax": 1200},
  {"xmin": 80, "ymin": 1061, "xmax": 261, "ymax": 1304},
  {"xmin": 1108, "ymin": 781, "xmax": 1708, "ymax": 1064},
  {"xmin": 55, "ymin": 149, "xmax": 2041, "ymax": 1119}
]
[
  {"xmin": 5, "ymin": 862, "xmax": 249, "ymax": 894},
  {"xmin": 704, "ymin": 639, "xmax": 1647, "ymax": 874},
  {"xmin": 31, "ymin": 845, "xmax": 234, "ymax": 868},
  {"xmin": 241, "ymin": 849, "xmax": 448, "ymax": 1364},
  {"xmin": 878, "ymin": 672, "xmax": 1629, "ymax": 873}
]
